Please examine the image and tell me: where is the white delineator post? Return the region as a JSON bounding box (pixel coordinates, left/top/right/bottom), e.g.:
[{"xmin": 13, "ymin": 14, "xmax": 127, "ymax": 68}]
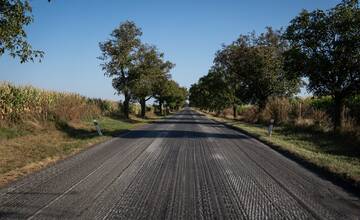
[
  {"xmin": 93, "ymin": 120, "xmax": 103, "ymax": 136},
  {"xmin": 268, "ymin": 119, "xmax": 274, "ymax": 137}
]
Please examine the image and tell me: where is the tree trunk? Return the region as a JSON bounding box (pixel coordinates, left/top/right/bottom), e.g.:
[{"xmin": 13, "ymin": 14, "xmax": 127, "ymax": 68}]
[
  {"xmin": 334, "ymin": 94, "xmax": 345, "ymax": 132},
  {"xmin": 233, "ymin": 104, "xmax": 237, "ymax": 119},
  {"xmin": 123, "ymin": 93, "xmax": 130, "ymax": 119},
  {"xmin": 258, "ymin": 100, "xmax": 267, "ymax": 111},
  {"xmin": 165, "ymin": 106, "xmax": 169, "ymax": 115},
  {"xmin": 140, "ymin": 98, "xmax": 146, "ymax": 118},
  {"xmin": 159, "ymin": 100, "xmax": 163, "ymax": 115}
]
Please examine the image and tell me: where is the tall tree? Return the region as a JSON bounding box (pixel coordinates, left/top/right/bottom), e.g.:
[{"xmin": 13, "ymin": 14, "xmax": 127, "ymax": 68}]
[
  {"xmin": 214, "ymin": 29, "xmax": 300, "ymax": 110},
  {"xmin": 213, "ymin": 44, "xmax": 243, "ymax": 118},
  {"xmin": 99, "ymin": 20, "xmax": 142, "ymax": 119},
  {"xmin": 0, "ymin": 0, "xmax": 44, "ymax": 62},
  {"xmin": 244, "ymin": 28, "xmax": 300, "ymax": 108},
  {"xmin": 131, "ymin": 44, "xmax": 174, "ymax": 118},
  {"xmin": 284, "ymin": 0, "xmax": 360, "ymax": 131}
]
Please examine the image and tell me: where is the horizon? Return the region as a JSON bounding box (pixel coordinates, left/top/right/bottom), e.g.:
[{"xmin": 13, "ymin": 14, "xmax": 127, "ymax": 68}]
[{"xmin": 0, "ymin": 0, "xmax": 339, "ymax": 101}]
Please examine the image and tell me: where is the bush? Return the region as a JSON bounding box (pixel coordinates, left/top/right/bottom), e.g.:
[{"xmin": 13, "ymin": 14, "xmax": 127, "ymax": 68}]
[
  {"xmin": 309, "ymin": 96, "xmax": 333, "ymax": 111},
  {"xmin": 348, "ymin": 95, "xmax": 360, "ymax": 124},
  {"xmin": 239, "ymin": 105, "xmax": 259, "ymax": 123},
  {"xmin": 308, "ymin": 109, "xmax": 332, "ymax": 130},
  {"xmin": 88, "ymin": 98, "xmax": 120, "ymax": 116},
  {"xmin": 129, "ymin": 103, "xmax": 141, "ymax": 115},
  {"xmin": 260, "ymin": 97, "xmax": 291, "ymax": 124}
]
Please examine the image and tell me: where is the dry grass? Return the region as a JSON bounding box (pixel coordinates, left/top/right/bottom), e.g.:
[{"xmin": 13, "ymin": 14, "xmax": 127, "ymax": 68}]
[
  {"xmin": 0, "ymin": 82, "xmax": 163, "ymax": 187},
  {"xmin": 0, "ymin": 116, "xmax": 150, "ymax": 187}
]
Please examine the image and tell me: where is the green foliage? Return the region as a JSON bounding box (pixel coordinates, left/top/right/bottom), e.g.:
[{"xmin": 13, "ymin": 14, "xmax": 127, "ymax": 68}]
[
  {"xmin": 131, "ymin": 44, "xmax": 173, "ymax": 99},
  {"xmin": 99, "ymin": 20, "xmax": 143, "ymax": 118},
  {"xmin": 214, "ymin": 28, "xmax": 301, "ymax": 107},
  {"xmin": 308, "ymin": 96, "xmax": 333, "ymax": 111},
  {"xmin": 189, "ymin": 68, "xmax": 233, "ymax": 112},
  {"xmin": 99, "ymin": 21, "xmax": 184, "ymax": 118},
  {"xmin": 130, "ymin": 44, "xmax": 174, "ymax": 117},
  {"xmin": 0, "ymin": 0, "xmax": 44, "ymax": 62},
  {"xmin": 190, "ymin": 28, "xmax": 301, "ymax": 112},
  {"xmin": 284, "ymin": 0, "xmax": 360, "ymax": 130},
  {"xmin": 190, "ymin": 0, "xmax": 360, "ymax": 132},
  {"xmin": 161, "ymin": 80, "xmax": 188, "ymax": 111}
]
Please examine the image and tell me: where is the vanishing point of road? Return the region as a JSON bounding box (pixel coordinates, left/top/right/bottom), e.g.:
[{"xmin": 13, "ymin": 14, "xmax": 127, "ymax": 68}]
[{"xmin": 0, "ymin": 108, "xmax": 359, "ymax": 219}]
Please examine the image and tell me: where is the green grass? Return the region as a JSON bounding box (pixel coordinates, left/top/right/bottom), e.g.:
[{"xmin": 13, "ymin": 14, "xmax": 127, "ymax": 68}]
[
  {"xmin": 201, "ymin": 111, "xmax": 360, "ymax": 186},
  {"xmin": 0, "ymin": 127, "xmax": 31, "ymax": 139}
]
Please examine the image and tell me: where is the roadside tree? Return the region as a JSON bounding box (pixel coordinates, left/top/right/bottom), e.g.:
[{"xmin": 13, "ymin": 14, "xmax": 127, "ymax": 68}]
[
  {"xmin": 284, "ymin": 0, "xmax": 360, "ymax": 131},
  {"xmin": 99, "ymin": 21, "xmax": 142, "ymax": 119},
  {"xmin": 0, "ymin": 0, "xmax": 45, "ymax": 62},
  {"xmin": 131, "ymin": 44, "xmax": 174, "ymax": 118}
]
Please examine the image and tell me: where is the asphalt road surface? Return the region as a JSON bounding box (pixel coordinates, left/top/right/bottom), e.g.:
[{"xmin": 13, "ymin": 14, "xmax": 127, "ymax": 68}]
[{"xmin": 1, "ymin": 108, "xmax": 359, "ymax": 219}]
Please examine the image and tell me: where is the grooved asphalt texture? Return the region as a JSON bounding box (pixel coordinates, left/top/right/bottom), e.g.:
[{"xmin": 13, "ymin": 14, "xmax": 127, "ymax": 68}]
[{"xmin": 0, "ymin": 108, "xmax": 359, "ymax": 219}]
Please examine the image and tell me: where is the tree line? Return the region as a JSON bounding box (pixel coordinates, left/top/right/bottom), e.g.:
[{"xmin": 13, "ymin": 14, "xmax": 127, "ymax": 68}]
[
  {"xmin": 98, "ymin": 21, "xmax": 187, "ymax": 118},
  {"xmin": 189, "ymin": 0, "xmax": 360, "ymax": 132},
  {"xmin": 1, "ymin": 1, "xmax": 188, "ymax": 119}
]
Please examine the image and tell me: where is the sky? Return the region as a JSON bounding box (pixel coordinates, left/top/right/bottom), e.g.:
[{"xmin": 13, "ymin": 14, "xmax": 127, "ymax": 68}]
[{"xmin": 0, "ymin": 0, "xmax": 340, "ymax": 100}]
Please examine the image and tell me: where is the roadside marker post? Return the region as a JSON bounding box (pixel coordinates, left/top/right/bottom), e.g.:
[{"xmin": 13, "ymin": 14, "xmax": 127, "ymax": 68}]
[
  {"xmin": 268, "ymin": 119, "xmax": 274, "ymax": 137},
  {"xmin": 93, "ymin": 120, "xmax": 103, "ymax": 136}
]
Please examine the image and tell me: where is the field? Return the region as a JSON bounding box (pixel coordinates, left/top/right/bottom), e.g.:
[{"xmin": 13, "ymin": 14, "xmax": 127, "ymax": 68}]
[{"xmin": 0, "ymin": 82, "xmax": 155, "ymax": 187}]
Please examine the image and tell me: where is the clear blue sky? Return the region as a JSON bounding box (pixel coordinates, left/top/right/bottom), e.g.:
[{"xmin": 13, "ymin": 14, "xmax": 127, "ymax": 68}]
[{"xmin": 0, "ymin": 0, "xmax": 340, "ymax": 100}]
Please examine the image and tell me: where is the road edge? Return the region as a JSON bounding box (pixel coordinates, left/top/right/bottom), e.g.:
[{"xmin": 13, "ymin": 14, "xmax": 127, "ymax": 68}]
[
  {"xmin": 197, "ymin": 109, "xmax": 360, "ymax": 197},
  {"xmin": 0, "ymin": 121, "xmax": 154, "ymax": 190}
]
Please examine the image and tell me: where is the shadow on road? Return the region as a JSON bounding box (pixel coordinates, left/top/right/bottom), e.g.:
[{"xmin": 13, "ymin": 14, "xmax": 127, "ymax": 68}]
[
  {"xmin": 153, "ymin": 120, "xmax": 216, "ymax": 125},
  {"xmin": 55, "ymin": 121, "xmax": 130, "ymax": 139},
  {"xmin": 122, "ymin": 129, "xmax": 248, "ymax": 139}
]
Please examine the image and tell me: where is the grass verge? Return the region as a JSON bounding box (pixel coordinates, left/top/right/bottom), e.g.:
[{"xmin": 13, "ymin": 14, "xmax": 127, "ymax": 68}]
[
  {"xmin": 0, "ymin": 115, "xmax": 153, "ymax": 187},
  {"xmin": 199, "ymin": 110, "xmax": 360, "ymax": 194}
]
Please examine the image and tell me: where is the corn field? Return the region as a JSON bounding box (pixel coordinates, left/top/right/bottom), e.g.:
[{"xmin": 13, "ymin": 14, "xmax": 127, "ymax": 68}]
[{"xmin": 0, "ymin": 82, "xmax": 120, "ymax": 125}]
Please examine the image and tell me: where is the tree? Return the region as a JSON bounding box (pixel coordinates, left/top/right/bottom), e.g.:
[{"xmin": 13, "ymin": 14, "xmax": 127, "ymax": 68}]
[
  {"xmin": 189, "ymin": 82, "xmax": 206, "ymax": 109},
  {"xmin": 189, "ymin": 68, "xmax": 233, "ymax": 114},
  {"xmin": 213, "ymin": 28, "xmax": 300, "ymax": 111},
  {"xmin": 152, "ymin": 74, "xmax": 170, "ymax": 115},
  {"xmin": 284, "ymin": 0, "xmax": 360, "ymax": 131},
  {"xmin": 243, "ymin": 28, "xmax": 300, "ymax": 108},
  {"xmin": 99, "ymin": 20, "xmax": 142, "ymax": 119},
  {"xmin": 174, "ymin": 85, "xmax": 188, "ymax": 110},
  {"xmin": 213, "ymin": 45, "xmax": 243, "ymax": 118},
  {"xmin": 0, "ymin": 0, "xmax": 44, "ymax": 62},
  {"xmin": 162, "ymin": 80, "xmax": 187, "ymax": 112},
  {"xmin": 131, "ymin": 44, "xmax": 174, "ymax": 118}
]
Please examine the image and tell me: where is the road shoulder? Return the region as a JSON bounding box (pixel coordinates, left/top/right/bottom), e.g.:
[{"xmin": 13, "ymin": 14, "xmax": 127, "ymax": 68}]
[{"xmin": 196, "ymin": 109, "xmax": 360, "ymax": 197}]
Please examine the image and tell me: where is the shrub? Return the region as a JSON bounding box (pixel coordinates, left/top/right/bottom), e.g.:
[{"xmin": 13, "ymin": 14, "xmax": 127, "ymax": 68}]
[
  {"xmin": 239, "ymin": 105, "xmax": 259, "ymax": 123},
  {"xmin": 309, "ymin": 96, "xmax": 333, "ymax": 111},
  {"xmin": 260, "ymin": 97, "xmax": 291, "ymax": 125},
  {"xmin": 222, "ymin": 108, "xmax": 233, "ymax": 118},
  {"xmin": 309, "ymin": 109, "xmax": 332, "ymax": 130},
  {"xmin": 348, "ymin": 95, "xmax": 360, "ymax": 124},
  {"xmin": 129, "ymin": 103, "xmax": 141, "ymax": 115}
]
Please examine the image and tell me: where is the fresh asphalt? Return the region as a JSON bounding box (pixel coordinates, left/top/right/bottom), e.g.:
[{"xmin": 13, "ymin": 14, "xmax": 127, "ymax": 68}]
[{"xmin": 0, "ymin": 108, "xmax": 359, "ymax": 219}]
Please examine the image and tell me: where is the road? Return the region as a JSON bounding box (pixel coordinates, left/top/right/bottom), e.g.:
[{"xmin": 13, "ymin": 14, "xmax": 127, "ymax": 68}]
[{"xmin": 0, "ymin": 108, "xmax": 359, "ymax": 219}]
